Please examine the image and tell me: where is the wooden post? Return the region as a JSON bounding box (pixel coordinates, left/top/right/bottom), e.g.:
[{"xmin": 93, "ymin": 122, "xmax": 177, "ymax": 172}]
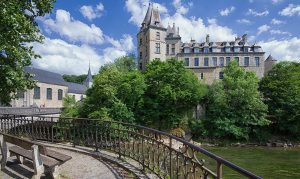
[{"xmin": 217, "ymin": 161, "xmax": 223, "ymax": 179}]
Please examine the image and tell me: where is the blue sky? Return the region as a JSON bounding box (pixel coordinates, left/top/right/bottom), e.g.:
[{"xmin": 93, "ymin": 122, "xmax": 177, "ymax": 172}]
[{"xmin": 32, "ymin": 0, "xmax": 300, "ymax": 75}]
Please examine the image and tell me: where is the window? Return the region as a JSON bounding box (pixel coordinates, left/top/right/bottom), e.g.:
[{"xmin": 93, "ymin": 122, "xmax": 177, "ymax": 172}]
[
  {"xmin": 139, "ymin": 38, "xmax": 142, "ymax": 46},
  {"xmin": 219, "ymin": 72, "xmax": 224, "ymax": 79},
  {"xmin": 156, "ymin": 32, "xmax": 160, "ymax": 40},
  {"xmin": 204, "ymin": 47, "xmax": 209, "ymax": 53},
  {"xmin": 212, "ymin": 57, "xmax": 217, "ymax": 67},
  {"xmin": 225, "ymin": 47, "xmax": 231, "ymax": 53},
  {"xmin": 219, "ymin": 57, "xmax": 225, "ymax": 67},
  {"xmin": 244, "ymin": 57, "xmax": 250, "ymax": 67},
  {"xmin": 171, "ymin": 44, "xmax": 175, "ymax": 54},
  {"xmin": 194, "ymin": 58, "xmax": 199, "ymax": 66},
  {"xmin": 184, "ymin": 58, "xmax": 189, "ymax": 66},
  {"xmin": 139, "ymin": 63, "xmax": 142, "ymax": 70},
  {"xmin": 194, "ymin": 48, "xmax": 200, "ymax": 53},
  {"xmin": 34, "ymin": 87, "xmax": 40, "ymax": 99},
  {"xmin": 145, "ymin": 46, "xmax": 147, "ymax": 55},
  {"xmin": 184, "ymin": 48, "xmax": 190, "ymax": 53},
  {"xmin": 58, "ymin": 89, "xmax": 63, "ymax": 100},
  {"xmin": 200, "ymin": 73, "xmax": 204, "ymax": 80},
  {"xmin": 234, "ymin": 47, "xmax": 240, "ymax": 52},
  {"xmin": 204, "ymin": 57, "xmax": 209, "ymax": 66},
  {"xmin": 235, "ymin": 57, "xmax": 239, "ymax": 66},
  {"xmin": 244, "ymin": 47, "xmax": 248, "ymax": 52},
  {"xmin": 226, "ymin": 57, "xmax": 231, "ymax": 65},
  {"xmin": 17, "ymin": 90, "xmax": 24, "ymax": 99},
  {"xmin": 47, "ymin": 88, "xmax": 52, "ymax": 100},
  {"xmin": 166, "ymin": 44, "xmax": 169, "ymax": 55},
  {"xmin": 139, "ymin": 52, "xmax": 142, "ymax": 59},
  {"xmin": 155, "ymin": 43, "xmax": 160, "ymax": 53},
  {"xmin": 255, "ymin": 57, "xmax": 260, "ymax": 67}
]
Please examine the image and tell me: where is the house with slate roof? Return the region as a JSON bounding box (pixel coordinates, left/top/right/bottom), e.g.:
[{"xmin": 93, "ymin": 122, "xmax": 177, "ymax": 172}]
[
  {"xmin": 137, "ymin": 3, "xmax": 277, "ymax": 84},
  {"xmin": 11, "ymin": 66, "xmax": 92, "ymax": 108}
]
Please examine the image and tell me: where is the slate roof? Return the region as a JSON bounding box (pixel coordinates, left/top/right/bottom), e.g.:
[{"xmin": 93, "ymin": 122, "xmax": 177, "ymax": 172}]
[
  {"xmin": 65, "ymin": 82, "xmax": 87, "ymax": 94},
  {"xmin": 265, "ymin": 55, "xmax": 277, "ymax": 61},
  {"xmin": 25, "ymin": 67, "xmax": 67, "ymax": 86},
  {"xmin": 25, "ymin": 67, "xmax": 87, "ymax": 94}
]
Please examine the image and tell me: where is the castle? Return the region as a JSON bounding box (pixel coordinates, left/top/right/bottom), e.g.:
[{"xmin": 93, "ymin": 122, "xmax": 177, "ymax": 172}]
[{"xmin": 137, "ymin": 3, "xmax": 276, "ymax": 84}]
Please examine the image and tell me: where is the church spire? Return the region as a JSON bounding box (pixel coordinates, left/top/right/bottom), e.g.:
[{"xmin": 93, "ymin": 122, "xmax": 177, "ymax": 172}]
[{"xmin": 85, "ymin": 61, "xmax": 93, "ymax": 88}]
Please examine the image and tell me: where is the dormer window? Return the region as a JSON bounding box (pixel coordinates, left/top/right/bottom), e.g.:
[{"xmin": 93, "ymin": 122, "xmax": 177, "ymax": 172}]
[
  {"xmin": 194, "ymin": 48, "xmax": 200, "ymax": 53},
  {"xmin": 204, "ymin": 47, "xmax": 209, "ymax": 53},
  {"xmin": 244, "ymin": 47, "xmax": 248, "ymax": 52},
  {"xmin": 184, "ymin": 48, "xmax": 190, "ymax": 53},
  {"xmin": 156, "ymin": 32, "xmax": 160, "ymax": 40},
  {"xmin": 234, "ymin": 47, "xmax": 240, "ymax": 52},
  {"xmin": 225, "ymin": 47, "xmax": 231, "ymax": 53}
]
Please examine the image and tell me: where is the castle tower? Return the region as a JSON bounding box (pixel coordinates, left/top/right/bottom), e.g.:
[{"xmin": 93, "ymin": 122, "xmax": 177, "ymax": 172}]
[
  {"xmin": 84, "ymin": 62, "xmax": 93, "ymax": 88},
  {"xmin": 137, "ymin": 3, "xmax": 167, "ymax": 70}
]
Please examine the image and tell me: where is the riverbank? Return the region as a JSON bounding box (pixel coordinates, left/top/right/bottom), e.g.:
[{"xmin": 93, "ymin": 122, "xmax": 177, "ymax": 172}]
[{"xmin": 201, "ymin": 146, "xmax": 300, "ymax": 179}]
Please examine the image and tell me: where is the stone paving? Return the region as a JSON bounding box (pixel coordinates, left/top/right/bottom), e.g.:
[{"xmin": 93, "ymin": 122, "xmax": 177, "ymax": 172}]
[{"xmin": 0, "ymin": 148, "xmax": 120, "ymax": 179}]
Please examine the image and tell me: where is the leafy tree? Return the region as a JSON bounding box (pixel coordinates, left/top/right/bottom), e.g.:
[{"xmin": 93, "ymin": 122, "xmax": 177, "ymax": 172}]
[
  {"xmin": 81, "ymin": 56, "xmax": 146, "ymax": 123},
  {"xmin": 61, "ymin": 95, "xmax": 80, "ymax": 118},
  {"xmin": 0, "ymin": 0, "xmax": 55, "ymax": 105},
  {"xmin": 260, "ymin": 61, "xmax": 300, "ymax": 136},
  {"xmin": 63, "ymin": 74, "xmax": 88, "ymax": 84},
  {"xmin": 205, "ymin": 61, "xmax": 269, "ymax": 140},
  {"xmin": 137, "ymin": 59, "xmax": 207, "ymax": 130}
]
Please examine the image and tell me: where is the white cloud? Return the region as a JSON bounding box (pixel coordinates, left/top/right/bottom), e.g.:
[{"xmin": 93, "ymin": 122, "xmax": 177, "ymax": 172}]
[
  {"xmin": 163, "ymin": 14, "xmax": 237, "ymax": 42},
  {"xmin": 247, "ymin": 9, "xmax": 269, "ymax": 16},
  {"xmin": 125, "ymin": 0, "xmax": 168, "ymax": 27},
  {"xmin": 271, "ymin": 18, "xmax": 284, "ymax": 25},
  {"xmin": 257, "ymin": 24, "xmax": 270, "ymax": 35},
  {"xmin": 172, "ymin": 0, "xmax": 191, "ymax": 15},
  {"xmin": 249, "ymin": 0, "xmax": 254, "ymax": 3},
  {"xmin": 79, "ymin": 2, "xmax": 104, "ymax": 21},
  {"xmin": 259, "ymin": 38, "xmax": 300, "ymax": 61},
  {"xmin": 42, "ymin": 9, "xmax": 104, "ymax": 44},
  {"xmin": 272, "ymin": 0, "xmax": 284, "ymax": 4},
  {"xmin": 279, "ymin": 4, "xmax": 300, "ymax": 16},
  {"xmin": 270, "ymin": 30, "xmax": 291, "ymax": 36},
  {"xmin": 236, "ymin": 19, "xmax": 252, "ymax": 25},
  {"xmin": 219, "ymin": 6, "xmax": 235, "ymax": 16},
  {"xmin": 32, "ymin": 35, "xmax": 134, "ymax": 75}
]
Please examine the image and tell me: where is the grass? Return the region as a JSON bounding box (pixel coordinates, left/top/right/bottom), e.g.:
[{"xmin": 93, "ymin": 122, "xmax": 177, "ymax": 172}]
[{"xmin": 201, "ymin": 146, "xmax": 300, "ymax": 179}]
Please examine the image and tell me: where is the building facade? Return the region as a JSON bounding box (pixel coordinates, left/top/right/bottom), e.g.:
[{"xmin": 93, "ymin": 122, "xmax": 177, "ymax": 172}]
[
  {"xmin": 137, "ymin": 4, "xmax": 276, "ymax": 84},
  {"xmin": 11, "ymin": 66, "xmax": 92, "ymax": 108}
]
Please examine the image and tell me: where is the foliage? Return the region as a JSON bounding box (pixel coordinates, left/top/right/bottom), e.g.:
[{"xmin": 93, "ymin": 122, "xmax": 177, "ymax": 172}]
[
  {"xmin": 60, "ymin": 95, "xmax": 80, "ymax": 118},
  {"xmin": 63, "ymin": 74, "xmax": 88, "ymax": 84},
  {"xmin": 0, "ymin": 0, "xmax": 55, "ymax": 105},
  {"xmin": 81, "ymin": 56, "xmax": 146, "ymax": 123},
  {"xmin": 204, "ymin": 61, "xmax": 269, "ymax": 140},
  {"xmin": 136, "ymin": 59, "xmax": 207, "ymax": 130},
  {"xmin": 260, "ymin": 61, "xmax": 300, "ymax": 136}
]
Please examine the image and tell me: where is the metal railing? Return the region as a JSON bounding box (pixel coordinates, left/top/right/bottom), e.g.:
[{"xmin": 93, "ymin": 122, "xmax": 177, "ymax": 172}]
[
  {"xmin": 0, "ymin": 115, "xmax": 262, "ymax": 179},
  {"xmin": 0, "ymin": 107, "xmax": 62, "ymax": 115}
]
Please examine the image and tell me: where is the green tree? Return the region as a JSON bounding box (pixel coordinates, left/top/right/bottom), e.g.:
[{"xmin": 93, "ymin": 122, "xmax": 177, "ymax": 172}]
[
  {"xmin": 81, "ymin": 56, "xmax": 146, "ymax": 123},
  {"xmin": 205, "ymin": 61, "xmax": 269, "ymax": 140},
  {"xmin": 61, "ymin": 95, "xmax": 80, "ymax": 118},
  {"xmin": 260, "ymin": 61, "xmax": 300, "ymax": 136},
  {"xmin": 0, "ymin": 0, "xmax": 55, "ymax": 105},
  {"xmin": 63, "ymin": 74, "xmax": 88, "ymax": 84},
  {"xmin": 137, "ymin": 59, "xmax": 207, "ymax": 130}
]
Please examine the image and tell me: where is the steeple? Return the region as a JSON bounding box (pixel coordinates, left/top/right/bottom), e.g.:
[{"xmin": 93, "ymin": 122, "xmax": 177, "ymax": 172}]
[
  {"xmin": 141, "ymin": 3, "xmax": 165, "ymax": 29},
  {"xmin": 84, "ymin": 61, "xmax": 93, "ymax": 88}
]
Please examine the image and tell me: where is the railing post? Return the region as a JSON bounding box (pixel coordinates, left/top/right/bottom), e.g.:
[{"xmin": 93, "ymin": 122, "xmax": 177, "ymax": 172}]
[
  {"xmin": 118, "ymin": 123, "xmax": 121, "ymax": 159},
  {"xmin": 13, "ymin": 115, "xmax": 16, "ymax": 135},
  {"xmin": 51, "ymin": 117, "xmax": 54, "ymax": 143},
  {"xmin": 217, "ymin": 161, "xmax": 223, "ymax": 179},
  {"xmin": 169, "ymin": 136, "xmax": 172, "ymax": 178},
  {"xmin": 141, "ymin": 129, "xmax": 145, "ymax": 171},
  {"xmin": 31, "ymin": 116, "xmax": 34, "ymax": 140},
  {"xmin": 95, "ymin": 124, "xmax": 98, "ymax": 152}
]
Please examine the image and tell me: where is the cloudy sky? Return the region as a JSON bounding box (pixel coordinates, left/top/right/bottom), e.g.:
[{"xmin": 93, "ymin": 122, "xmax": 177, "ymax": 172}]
[{"xmin": 32, "ymin": 0, "xmax": 300, "ymax": 75}]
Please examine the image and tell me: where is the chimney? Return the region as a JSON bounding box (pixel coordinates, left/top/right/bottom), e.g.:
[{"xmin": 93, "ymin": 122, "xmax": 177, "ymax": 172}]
[{"xmin": 206, "ymin": 34, "xmax": 210, "ymax": 43}]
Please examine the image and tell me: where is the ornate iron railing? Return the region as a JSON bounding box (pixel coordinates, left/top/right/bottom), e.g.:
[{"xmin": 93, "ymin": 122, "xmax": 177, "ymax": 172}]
[
  {"xmin": 0, "ymin": 115, "xmax": 262, "ymax": 179},
  {"xmin": 0, "ymin": 107, "xmax": 62, "ymax": 115}
]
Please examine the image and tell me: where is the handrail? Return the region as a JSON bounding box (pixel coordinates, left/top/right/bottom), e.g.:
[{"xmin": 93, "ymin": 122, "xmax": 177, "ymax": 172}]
[{"xmin": 0, "ymin": 114, "xmax": 263, "ymax": 179}]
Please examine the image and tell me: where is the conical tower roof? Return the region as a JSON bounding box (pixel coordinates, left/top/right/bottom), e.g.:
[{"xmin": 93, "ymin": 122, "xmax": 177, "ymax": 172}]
[{"xmin": 265, "ymin": 55, "xmax": 276, "ymax": 61}]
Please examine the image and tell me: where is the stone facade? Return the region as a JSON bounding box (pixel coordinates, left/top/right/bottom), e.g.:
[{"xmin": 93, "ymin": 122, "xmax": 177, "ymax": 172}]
[{"xmin": 138, "ymin": 4, "xmax": 276, "ymax": 84}]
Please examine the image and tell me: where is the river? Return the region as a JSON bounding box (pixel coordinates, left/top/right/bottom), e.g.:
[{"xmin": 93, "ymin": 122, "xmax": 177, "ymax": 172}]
[{"xmin": 202, "ymin": 146, "xmax": 300, "ymax": 179}]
